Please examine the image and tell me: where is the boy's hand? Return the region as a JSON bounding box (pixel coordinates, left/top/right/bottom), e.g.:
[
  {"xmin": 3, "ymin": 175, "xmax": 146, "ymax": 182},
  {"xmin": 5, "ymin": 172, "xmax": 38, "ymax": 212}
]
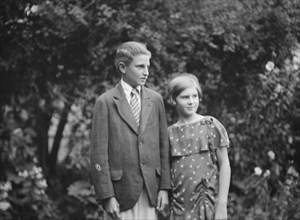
[
  {"xmin": 103, "ymin": 197, "xmax": 121, "ymax": 219},
  {"xmin": 156, "ymin": 190, "xmax": 169, "ymax": 217}
]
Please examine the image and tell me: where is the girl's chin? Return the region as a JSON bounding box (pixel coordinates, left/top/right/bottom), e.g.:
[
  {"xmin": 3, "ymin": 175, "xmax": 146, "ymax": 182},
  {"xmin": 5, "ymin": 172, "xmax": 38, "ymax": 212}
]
[{"xmin": 186, "ymin": 108, "xmax": 196, "ymax": 112}]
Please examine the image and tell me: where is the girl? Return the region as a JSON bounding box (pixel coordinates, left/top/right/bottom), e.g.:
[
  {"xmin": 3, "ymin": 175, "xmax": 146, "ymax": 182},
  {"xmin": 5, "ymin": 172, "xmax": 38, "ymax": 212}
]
[{"xmin": 167, "ymin": 74, "xmax": 231, "ymax": 220}]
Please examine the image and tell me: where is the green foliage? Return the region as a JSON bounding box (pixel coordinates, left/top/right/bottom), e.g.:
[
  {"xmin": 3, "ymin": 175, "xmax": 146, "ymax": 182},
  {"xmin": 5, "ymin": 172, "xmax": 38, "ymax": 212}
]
[
  {"xmin": 0, "ymin": 108, "xmax": 60, "ymax": 220},
  {"xmin": 1, "ymin": 0, "xmax": 300, "ymax": 219},
  {"xmin": 230, "ymin": 166, "xmax": 300, "ymax": 219},
  {"xmin": 67, "ymin": 180, "xmax": 102, "ymax": 220}
]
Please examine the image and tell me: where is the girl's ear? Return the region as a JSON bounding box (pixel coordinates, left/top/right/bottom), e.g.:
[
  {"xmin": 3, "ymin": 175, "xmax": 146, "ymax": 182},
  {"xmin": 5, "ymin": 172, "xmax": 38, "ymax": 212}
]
[
  {"xmin": 168, "ymin": 98, "xmax": 176, "ymax": 106},
  {"xmin": 118, "ymin": 62, "xmax": 126, "ymax": 74}
]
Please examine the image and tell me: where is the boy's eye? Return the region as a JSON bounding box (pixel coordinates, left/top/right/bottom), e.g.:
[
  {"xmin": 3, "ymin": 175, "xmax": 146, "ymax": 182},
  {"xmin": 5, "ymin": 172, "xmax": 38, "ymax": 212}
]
[{"xmin": 136, "ymin": 65, "xmax": 150, "ymax": 69}]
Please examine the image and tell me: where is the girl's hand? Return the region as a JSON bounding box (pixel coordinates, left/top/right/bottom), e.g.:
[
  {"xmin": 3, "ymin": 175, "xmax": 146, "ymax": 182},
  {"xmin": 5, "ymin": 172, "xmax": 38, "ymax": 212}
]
[{"xmin": 214, "ymin": 202, "xmax": 227, "ymax": 220}]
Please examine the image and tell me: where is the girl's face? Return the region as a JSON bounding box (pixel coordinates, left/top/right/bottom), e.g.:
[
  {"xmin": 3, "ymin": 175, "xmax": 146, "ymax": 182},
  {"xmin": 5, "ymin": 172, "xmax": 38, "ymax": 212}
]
[{"xmin": 175, "ymin": 86, "xmax": 199, "ymax": 118}]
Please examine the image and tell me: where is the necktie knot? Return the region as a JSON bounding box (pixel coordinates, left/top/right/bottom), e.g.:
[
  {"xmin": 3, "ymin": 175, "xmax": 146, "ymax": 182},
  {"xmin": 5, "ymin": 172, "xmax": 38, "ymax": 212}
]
[{"xmin": 131, "ymin": 88, "xmax": 139, "ymax": 96}]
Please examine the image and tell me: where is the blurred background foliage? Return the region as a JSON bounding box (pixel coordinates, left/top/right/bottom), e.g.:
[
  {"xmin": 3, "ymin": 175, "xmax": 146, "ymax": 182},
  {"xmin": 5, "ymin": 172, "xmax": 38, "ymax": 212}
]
[{"xmin": 1, "ymin": 0, "xmax": 300, "ymax": 219}]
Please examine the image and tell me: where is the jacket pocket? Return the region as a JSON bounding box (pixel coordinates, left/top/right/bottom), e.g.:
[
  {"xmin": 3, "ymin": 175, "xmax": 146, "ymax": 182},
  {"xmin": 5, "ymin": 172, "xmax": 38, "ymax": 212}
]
[{"xmin": 110, "ymin": 170, "xmax": 123, "ymax": 181}]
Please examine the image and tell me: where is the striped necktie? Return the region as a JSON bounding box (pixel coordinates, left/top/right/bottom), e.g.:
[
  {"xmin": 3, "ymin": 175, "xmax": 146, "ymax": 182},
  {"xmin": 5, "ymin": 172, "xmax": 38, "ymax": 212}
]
[{"xmin": 130, "ymin": 88, "xmax": 140, "ymax": 125}]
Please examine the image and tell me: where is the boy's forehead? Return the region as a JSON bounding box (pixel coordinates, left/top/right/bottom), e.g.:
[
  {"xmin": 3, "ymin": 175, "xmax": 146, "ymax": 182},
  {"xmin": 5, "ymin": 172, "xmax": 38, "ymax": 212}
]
[{"xmin": 131, "ymin": 54, "xmax": 151, "ymax": 64}]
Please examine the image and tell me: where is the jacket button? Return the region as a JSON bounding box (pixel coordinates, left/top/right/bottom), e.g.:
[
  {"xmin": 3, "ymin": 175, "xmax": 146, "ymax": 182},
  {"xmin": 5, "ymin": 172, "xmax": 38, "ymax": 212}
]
[{"xmin": 95, "ymin": 164, "xmax": 101, "ymax": 171}]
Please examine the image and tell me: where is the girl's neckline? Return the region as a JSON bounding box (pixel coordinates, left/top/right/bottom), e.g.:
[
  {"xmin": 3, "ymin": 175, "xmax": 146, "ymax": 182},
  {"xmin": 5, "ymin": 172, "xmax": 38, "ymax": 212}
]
[{"xmin": 172, "ymin": 115, "xmax": 208, "ymax": 128}]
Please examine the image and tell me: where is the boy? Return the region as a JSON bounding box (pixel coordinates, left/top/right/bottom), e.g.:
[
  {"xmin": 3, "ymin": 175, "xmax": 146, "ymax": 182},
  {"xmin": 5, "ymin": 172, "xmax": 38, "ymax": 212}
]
[{"xmin": 91, "ymin": 41, "xmax": 171, "ymax": 219}]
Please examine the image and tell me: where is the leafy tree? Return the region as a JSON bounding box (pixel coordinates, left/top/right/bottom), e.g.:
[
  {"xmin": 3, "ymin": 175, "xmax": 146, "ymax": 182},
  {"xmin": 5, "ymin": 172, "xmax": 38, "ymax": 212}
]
[{"xmin": 0, "ymin": 0, "xmax": 299, "ymax": 219}]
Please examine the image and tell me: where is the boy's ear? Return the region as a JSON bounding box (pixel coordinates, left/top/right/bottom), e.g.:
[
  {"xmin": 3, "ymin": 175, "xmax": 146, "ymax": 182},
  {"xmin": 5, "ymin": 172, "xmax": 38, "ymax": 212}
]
[{"xmin": 118, "ymin": 62, "xmax": 126, "ymax": 74}]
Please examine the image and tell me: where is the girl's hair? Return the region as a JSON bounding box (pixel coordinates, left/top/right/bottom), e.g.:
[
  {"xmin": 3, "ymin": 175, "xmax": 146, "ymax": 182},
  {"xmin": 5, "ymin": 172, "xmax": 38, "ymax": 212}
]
[
  {"xmin": 114, "ymin": 41, "xmax": 152, "ymax": 73},
  {"xmin": 167, "ymin": 73, "xmax": 202, "ymax": 104}
]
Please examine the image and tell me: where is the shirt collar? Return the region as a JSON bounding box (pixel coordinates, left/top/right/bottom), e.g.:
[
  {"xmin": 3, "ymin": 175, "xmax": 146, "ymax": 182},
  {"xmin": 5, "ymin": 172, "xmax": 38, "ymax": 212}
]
[{"xmin": 120, "ymin": 78, "xmax": 141, "ymax": 95}]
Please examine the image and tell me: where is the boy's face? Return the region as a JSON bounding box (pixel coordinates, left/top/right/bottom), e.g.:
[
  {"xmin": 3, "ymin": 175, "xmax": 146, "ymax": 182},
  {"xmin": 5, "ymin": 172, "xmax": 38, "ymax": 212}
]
[{"xmin": 122, "ymin": 54, "xmax": 150, "ymax": 88}]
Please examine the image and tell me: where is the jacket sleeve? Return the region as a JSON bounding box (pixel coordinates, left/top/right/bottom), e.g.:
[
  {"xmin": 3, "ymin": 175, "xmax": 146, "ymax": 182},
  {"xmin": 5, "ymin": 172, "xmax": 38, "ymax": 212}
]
[
  {"xmin": 157, "ymin": 95, "xmax": 172, "ymax": 190},
  {"xmin": 90, "ymin": 96, "xmax": 114, "ymax": 202}
]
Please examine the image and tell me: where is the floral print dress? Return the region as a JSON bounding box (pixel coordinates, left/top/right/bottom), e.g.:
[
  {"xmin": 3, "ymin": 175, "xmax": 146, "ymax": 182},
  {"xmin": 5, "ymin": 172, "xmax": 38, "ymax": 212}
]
[{"xmin": 168, "ymin": 116, "xmax": 230, "ymax": 220}]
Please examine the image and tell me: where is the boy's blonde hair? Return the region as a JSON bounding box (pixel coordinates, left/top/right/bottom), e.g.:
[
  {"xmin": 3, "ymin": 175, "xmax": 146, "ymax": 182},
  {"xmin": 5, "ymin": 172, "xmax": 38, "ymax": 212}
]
[
  {"xmin": 114, "ymin": 41, "xmax": 152, "ymax": 73},
  {"xmin": 167, "ymin": 73, "xmax": 202, "ymax": 104}
]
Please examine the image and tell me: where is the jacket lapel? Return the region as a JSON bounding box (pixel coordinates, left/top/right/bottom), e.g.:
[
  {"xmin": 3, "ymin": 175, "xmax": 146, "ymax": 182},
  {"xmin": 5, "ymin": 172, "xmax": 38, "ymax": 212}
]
[
  {"xmin": 113, "ymin": 84, "xmax": 139, "ymax": 134},
  {"xmin": 139, "ymin": 87, "xmax": 153, "ymax": 134}
]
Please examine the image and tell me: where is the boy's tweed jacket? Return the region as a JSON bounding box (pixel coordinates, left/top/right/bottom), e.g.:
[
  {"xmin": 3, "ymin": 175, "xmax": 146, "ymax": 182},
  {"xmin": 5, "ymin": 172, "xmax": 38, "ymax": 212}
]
[{"xmin": 91, "ymin": 83, "xmax": 171, "ymax": 212}]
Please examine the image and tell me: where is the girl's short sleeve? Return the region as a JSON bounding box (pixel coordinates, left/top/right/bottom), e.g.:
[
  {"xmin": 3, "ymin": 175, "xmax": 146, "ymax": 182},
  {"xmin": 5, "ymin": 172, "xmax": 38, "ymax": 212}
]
[{"xmin": 211, "ymin": 117, "xmax": 230, "ymax": 148}]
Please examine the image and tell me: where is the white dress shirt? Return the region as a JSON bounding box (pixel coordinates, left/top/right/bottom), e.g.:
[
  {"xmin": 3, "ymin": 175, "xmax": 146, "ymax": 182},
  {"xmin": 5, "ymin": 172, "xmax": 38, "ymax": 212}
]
[{"xmin": 120, "ymin": 78, "xmax": 141, "ymax": 108}]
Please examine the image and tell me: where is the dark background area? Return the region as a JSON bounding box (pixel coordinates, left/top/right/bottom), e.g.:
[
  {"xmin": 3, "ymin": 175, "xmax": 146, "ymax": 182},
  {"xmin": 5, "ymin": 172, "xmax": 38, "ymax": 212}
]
[{"xmin": 1, "ymin": 0, "xmax": 300, "ymax": 219}]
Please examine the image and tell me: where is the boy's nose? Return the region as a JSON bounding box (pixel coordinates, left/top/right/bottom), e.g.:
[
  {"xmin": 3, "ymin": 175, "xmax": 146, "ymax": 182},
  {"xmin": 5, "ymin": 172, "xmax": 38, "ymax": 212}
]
[{"xmin": 143, "ymin": 67, "xmax": 149, "ymax": 76}]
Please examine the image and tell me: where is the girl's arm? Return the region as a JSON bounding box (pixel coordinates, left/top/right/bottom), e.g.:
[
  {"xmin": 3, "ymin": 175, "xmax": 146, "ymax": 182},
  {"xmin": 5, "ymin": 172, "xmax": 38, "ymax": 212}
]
[{"xmin": 215, "ymin": 146, "xmax": 231, "ymax": 220}]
